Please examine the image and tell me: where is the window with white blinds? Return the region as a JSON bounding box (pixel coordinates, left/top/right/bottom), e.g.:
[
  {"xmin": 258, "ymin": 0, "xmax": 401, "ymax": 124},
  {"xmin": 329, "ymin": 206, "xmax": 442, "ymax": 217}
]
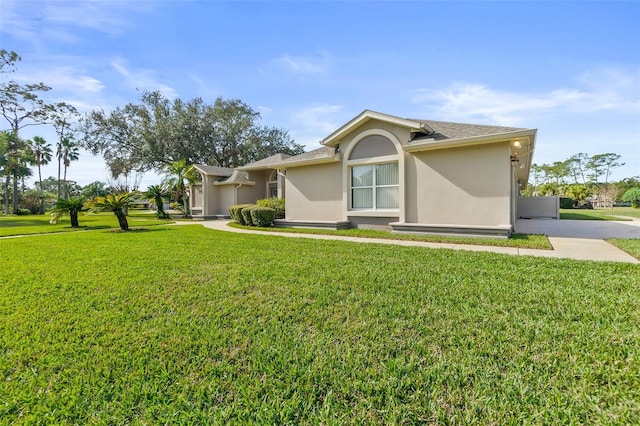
[{"xmin": 351, "ymin": 162, "xmax": 399, "ymax": 209}]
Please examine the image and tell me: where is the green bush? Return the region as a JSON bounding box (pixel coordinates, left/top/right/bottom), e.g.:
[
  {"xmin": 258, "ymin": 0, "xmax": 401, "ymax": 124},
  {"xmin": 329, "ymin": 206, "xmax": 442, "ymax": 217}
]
[
  {"xmin": 241, "ymin": 205, "xmax": 256, "ymax": 226},
  {"xmin": 250, "ymin": 206, "xmax": 275, "ymax": 227},
  {"xmin": 15, "ymin": 208, "xmax": 31, "ymax": 216},
  {"xmin": 622, "ymin": 187, "xmax": 640, "ymax": 208},
  {"xmin": 256, "ymin": 197, "xmax": 285, "ymax": 219},
  {"xmin": 559, "ymin": 197, "xmax": 575, "ymax": 209},
  {"xmin": 228, "ymin": 204, "xmax": 253, "ymax": 225}
]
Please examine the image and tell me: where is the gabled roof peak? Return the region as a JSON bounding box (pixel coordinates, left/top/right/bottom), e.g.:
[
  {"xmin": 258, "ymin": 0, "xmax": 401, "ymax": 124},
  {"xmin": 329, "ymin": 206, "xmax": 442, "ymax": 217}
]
[{"xmin": 321, "ymin": 110, "xmax": 433, "ymax": 147}]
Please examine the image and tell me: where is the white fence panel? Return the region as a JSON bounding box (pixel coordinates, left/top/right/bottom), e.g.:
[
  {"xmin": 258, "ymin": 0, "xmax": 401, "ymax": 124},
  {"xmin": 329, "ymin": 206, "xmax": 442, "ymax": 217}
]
[{"xmin": 518, "ymin": 196, "xmax": 559, "ymax": 219}]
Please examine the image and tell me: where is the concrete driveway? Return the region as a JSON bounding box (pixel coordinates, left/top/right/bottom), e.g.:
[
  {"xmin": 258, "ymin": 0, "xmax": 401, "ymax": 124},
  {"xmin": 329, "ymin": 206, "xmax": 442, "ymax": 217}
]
[{"xmin": 515, "ymin": 217, "xmax": 640, "ymax": 239}]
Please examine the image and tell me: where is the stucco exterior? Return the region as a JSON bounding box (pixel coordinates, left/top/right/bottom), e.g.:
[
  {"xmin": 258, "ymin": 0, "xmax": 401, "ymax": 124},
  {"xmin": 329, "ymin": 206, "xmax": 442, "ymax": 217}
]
[
  {"xmin": 405, "ymin": 143, "xmax": 512, "ymax": 227},
  {"xmin": 191, "ymin": 110, "xmax": 536, "ymax": 237},
  {"xmin": 284, "ymin": 162, "xmax": 343, "ymax": 221}
]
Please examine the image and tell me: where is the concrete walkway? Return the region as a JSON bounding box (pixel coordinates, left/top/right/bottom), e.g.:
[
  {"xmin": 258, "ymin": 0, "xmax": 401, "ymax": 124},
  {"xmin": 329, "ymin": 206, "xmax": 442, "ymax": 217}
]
[{"xmin": 177, "ymin": 220, "xmax": 639, "ymax": 264}]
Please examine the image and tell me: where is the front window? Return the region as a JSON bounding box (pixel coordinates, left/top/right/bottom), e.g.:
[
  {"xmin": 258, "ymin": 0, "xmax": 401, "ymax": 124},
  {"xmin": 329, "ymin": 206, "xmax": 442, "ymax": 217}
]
[{"xmin": 351, "ymin": 162, "xmax": 398, "ymax": 209}]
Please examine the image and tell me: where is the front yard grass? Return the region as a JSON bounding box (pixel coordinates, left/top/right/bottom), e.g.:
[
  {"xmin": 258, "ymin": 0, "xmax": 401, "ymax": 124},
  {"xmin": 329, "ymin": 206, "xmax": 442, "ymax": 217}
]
[
  {"xmin": 1, "ymin": 225, "xmax": 638, "ymax": 423},
  {"xmin": 0, "ymin": 211, "xmax": 173, "ymax": 237},
  {"xmin": 560, "ymin": 207, "xmax": 638, "ymax": 220},
  {"xmin": 228, "ymin": 222, "xmax": 552, "ymax": 250},
  {"xmin": 608, "ymin": 238, "xmax": 640, "ymax": 259}
]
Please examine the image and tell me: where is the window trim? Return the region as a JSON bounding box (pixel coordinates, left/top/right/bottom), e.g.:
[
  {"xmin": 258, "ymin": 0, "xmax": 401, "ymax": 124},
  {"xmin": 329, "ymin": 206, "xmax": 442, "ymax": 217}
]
[
  {"xmin": 349, "ymin": 161, "xmax": 399, "ymax": 211},
  {"xmin": 341, "ymin": 129, "xmax": 405, "ymax": 222}
]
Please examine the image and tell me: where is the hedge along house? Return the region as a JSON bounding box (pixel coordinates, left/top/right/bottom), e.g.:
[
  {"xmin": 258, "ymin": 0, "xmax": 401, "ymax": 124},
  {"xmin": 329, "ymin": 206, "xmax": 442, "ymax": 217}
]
[
  {"xmin": 190, "ymin": 154, "xmax": 291, "ymax": 219},
  {"xmin": 266, "ymin": 110, "xmax": 536, "ymax": 237}
]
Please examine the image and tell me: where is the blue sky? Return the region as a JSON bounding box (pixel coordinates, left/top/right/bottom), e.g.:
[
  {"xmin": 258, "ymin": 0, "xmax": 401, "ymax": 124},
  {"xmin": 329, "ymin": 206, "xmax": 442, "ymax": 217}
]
[{"xmin": 1, "ymin": 0, "xmax": 639, "ymax": 188}]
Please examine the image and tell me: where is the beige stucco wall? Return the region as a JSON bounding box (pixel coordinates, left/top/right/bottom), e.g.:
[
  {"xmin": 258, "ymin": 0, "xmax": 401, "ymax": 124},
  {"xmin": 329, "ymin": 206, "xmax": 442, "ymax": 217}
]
[
  {"xmin": 215, "ymin": 186, "xmax": 236, "ymax": 215},
  {"xmin": 191, "ymin": 184, "xmax": 203, "ymax": 208},
  {"xmin": 405, "ymin": 143, "xmax": 512, "ymax": 226},
  {"xmin": 285, "ymin": 162, "xmax": 343, "ymax": 221}
]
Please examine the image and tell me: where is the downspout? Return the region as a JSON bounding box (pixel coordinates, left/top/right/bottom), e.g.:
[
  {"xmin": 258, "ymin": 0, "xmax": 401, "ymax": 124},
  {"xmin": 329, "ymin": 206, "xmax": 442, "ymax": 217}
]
[{"xmin": 234, "ymin": 184, "xmax": 242, "ymax": 205}]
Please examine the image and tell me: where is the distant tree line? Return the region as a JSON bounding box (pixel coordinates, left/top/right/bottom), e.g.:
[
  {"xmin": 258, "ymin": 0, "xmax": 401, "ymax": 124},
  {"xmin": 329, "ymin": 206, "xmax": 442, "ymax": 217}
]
[
  {"xmin": 1, "ymin": 49, "xmax": 304, "ymax": 215},
  {"xmin": 525, "ymin": 152, "xmax": 639, "ymax": 208}
]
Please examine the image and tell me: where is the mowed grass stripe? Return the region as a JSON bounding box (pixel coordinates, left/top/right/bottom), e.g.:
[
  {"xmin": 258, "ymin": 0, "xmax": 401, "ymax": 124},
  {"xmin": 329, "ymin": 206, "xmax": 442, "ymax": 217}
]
[{"xmin": 1, "ymin": 225, "xmax": 638, "ymax": 424}]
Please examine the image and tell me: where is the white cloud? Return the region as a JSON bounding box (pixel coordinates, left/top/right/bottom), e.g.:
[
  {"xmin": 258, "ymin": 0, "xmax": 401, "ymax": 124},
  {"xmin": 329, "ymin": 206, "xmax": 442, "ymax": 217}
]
[
  {"xmin": 412, "ymin": 67, "xmax": 640, "ymax": 126},
  {"xmin": 287, "ymin": 103, "xmax": 345, "ymax": 148},
  {"xmin": 291, "ymin": 103, "xmax": 344, "ymax": 133},
  {"xmin": 111, "ymin": 59, "xmax": 178, "ymax": 99},
  {"xmin": 272, "ymin": 52, "xmax": 330, "ymax": 75},
  {"xmin": 13, "ymin": 66, "xmax": 104, "ymax": 94},
  {"xmin": 0, "ymin": 0, "xmax": 152, "ymax": 44}
]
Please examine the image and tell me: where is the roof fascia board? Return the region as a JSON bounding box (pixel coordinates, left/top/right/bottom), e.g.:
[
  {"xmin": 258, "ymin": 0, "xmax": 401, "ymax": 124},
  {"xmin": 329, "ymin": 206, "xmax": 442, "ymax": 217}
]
[
  {"xmin": 403, "ymin": 129, "xmax": 537, "ymax": 153},
  {"xmin": 213, "ymin": 181, "xmax": 256, "ymax": 186},
  {"xmin": 322, "ymin": 110, "xmax": 429, "ymax": 147},
  {"xmin": 275, "ymin": 154, "xmax": 340, "ymax": 170}
]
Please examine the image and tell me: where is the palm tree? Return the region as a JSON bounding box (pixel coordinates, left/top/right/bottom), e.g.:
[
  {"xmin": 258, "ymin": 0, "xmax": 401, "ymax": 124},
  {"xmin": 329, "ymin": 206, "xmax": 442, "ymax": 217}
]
[
  {"xmin": 57, "ymin": 138, "xmax": 79, "ymax": 198},
  {"xmin": 50, "ymin": 196, "xmax": 87, "ymax": 228},
  {"xmin": 1, "ymin": 132, "xmax": 31, "ymax": 214},
  {"xmin": 164, "ymin": 160, "xmax": 197, "ymax": 217},
  {"xmin": 87, "ymin": 192, "xmax": 139, "ymax": 231},
  {"xmin": 144, "ymin": 184, "xmax": 169, "ymax": 219},
  {"xmin": 28, "ymin": 136, "xmax": 53, "ymax": 213}
]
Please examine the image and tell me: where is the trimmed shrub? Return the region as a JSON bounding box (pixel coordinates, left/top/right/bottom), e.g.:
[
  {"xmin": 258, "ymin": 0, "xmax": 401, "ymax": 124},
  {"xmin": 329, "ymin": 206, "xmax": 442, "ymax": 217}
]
[
  {"xmin": 250, "ymin": 206, "xmax": 275, "ymax": 227},
  {"xmin": 15, "ymin": 208, "xmax": 31, "ymax": 216},
  {"xmin": 257, "ymin": 197, "xmax": 285, "ymax": 219},
  {"xmin": 228, "ymin": 204, "xmax": 253, "ymax": 224},
  {"xmin": 559, "ymin": 197, "xmax": 575, "ymax": 209},
  {"xmin": 241, "ymin": 205, "xmax": 256, "ymax": 226}
]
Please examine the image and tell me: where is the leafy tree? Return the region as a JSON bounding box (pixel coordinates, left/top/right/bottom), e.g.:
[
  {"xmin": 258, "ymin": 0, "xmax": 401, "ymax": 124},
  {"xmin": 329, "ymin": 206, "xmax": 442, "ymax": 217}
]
[
  {"xmin": 81, "ymin": 91, "xmax": 304, "ymax": 174},
  {"xmin": 50, "ymin": 196, "xmax": 87, "ymax": 228},
  {"xmin": 81, "ymin": 181, "xmax": 109, "ymax": 200},
  {"xmin": 0, "ymin": 49, "xmax": 20, "ymax": 73},
  {"xmin": 587, "ymin": 153, "xmax": 624, "ymax": 184},
  {"xmin": 566, "ymin": 153, "xmax": 589, "ymax": 185},
  {"xmin": 622, "ymin": 188, "xmax": 640, "ymax": 208},
  {"xmin": 548, "ymin": 161, "xmax": 570, "ymax": 186},
  {"xmin": 27, "ymin": 136, "xmax": 52, "ymax": 213},
  {"xmin": 163, "ymin": 160, "xmax": 197, "ymax": 216},
  {"xmin": 87, "ymin": 192, "xmax": 139, "ymax": 231},
  {"xmin": 564, "ymin": 184, "xmax": 589, "ymax": 205},
  {"xmin": 586, "ymin": 153, "xmax": 624, "ymax": 184},
  {"xmin": 144, "ymin": 184, "xmax": 170, "ymax": 219}
]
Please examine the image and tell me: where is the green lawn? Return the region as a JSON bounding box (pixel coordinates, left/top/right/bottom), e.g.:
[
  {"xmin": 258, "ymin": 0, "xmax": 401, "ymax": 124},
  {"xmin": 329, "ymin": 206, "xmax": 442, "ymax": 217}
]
[
  {"xmin": 1, "ymin": 225, "xmax": 638, "ymax": 423},
  {"xmin": 228, "ymin": 222, "xmax": 552, "ymax": 250},
  {"xmin": 561, "ymin": 207, "xmax": 640, "ymax": 220},
  {"xmin": 0, "ymin": 211, "xmax": 173, "ymax": 237},
  {"xmin": 608, "ymin": 238, "xmax": 640, "ymax": 260}
]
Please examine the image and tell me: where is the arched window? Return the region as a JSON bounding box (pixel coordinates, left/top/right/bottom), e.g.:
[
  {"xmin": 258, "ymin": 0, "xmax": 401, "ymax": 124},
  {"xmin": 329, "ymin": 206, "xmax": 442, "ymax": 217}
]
[
  {"xmin": 267, "ymin": 170, "xmax": 278, "ymax": 198},
  {"xmin": 348, "ymin": 135, "xmax": 399, "ymax": 210}
]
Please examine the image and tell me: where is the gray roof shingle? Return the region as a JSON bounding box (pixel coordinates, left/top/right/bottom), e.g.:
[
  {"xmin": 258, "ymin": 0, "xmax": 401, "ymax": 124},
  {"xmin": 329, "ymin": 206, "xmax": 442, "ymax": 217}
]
[
  {"xmin": 194, "ymin": 164, "xmax": 234, "ymax": 176},
  {"xmin": 411, "ymin": 119, "xmax": 528, "ymax": 141}
]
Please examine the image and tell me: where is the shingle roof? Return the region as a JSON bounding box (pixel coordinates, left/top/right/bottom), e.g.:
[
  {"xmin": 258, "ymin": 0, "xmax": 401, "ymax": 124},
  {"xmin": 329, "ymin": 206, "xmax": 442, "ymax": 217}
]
[
  {"xmin": 237, "ymin": 153, "xmax": 293, "ymax": 170},
  {"xmin": 274, "ymin": 147, "xmax": 337, "ymax": 165},
  {"xmin": 193, "ymin": 164, "xmax": 234, "ymax": 176},
  {"xmin": 214, "ymin": 170, "xmax": 254, "ymax": 185},
  {"xmin": 414, "ymin": 120, "xmax": 528, "ymax": 141}
]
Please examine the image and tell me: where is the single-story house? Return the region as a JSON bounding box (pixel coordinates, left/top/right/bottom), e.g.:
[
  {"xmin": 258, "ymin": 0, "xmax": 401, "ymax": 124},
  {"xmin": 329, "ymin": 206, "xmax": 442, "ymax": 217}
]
[{"xmin": 190, "ymin": 110, "xmax": 536, "ymax": 237}]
